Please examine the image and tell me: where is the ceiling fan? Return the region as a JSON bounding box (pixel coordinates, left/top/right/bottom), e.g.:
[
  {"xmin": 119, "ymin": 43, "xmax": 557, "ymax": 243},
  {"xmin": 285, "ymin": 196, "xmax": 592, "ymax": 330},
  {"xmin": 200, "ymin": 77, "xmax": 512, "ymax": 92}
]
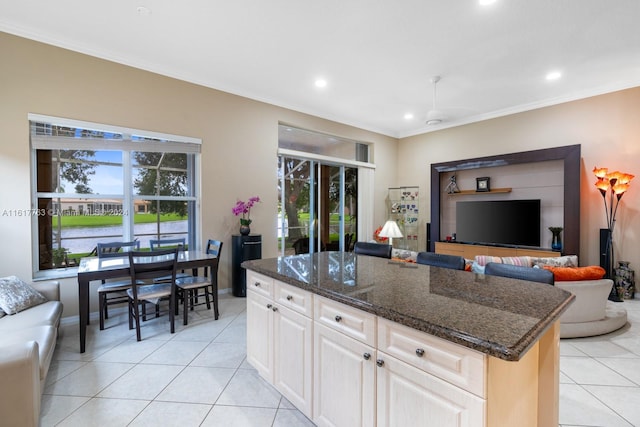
[{"xmin": 426, "ymin": 76, "xmax": 446, "ymax": 125}]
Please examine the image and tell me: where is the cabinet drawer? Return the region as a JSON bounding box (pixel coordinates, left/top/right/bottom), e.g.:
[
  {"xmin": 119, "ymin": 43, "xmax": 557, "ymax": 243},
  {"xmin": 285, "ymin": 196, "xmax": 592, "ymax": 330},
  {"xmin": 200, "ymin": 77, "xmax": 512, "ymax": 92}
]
[
  {"xmin": 246, "ymin": 270, "xmax": 274, "ymax": 299},
  {"xmin": 314, "ymin": 296, "xmax": 376, "ymax": 346},
  {"xmin": 274, "ymin": 280, "xmax": 313, "ymax": 318},
  {"xmin": 378, "ymin": 317, "xmax": 486, "ymax": 397}
]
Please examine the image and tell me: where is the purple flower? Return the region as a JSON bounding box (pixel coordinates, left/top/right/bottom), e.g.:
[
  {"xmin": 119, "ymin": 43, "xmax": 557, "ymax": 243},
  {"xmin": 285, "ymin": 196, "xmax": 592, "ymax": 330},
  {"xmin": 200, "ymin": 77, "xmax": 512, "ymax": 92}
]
[{"xmin": 232, "ymin": 196, "xmax": 261, "ymax": 222}]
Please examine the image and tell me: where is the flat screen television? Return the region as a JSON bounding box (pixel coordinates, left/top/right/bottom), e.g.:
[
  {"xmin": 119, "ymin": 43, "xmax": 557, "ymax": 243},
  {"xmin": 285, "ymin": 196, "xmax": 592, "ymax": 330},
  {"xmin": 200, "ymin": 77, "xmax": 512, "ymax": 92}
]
[{"xmin": 455, "ymin": 199, "xmax": 541, "ymax": 247}]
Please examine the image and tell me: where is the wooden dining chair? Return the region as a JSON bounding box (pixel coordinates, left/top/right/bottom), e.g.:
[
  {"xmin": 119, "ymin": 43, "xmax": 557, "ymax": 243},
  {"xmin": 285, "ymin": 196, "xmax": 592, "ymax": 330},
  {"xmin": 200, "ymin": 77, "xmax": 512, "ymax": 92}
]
[
  {"xmin": 175, "ymin": 239, "xmax": 222, "ymax": 325},
  {"xmin": 127, "ymin": 248, "xmax": 179, "ymax": 341},
  {"xmin": 96, "ymin": 240, "xmax": 140, "ymax": 330}
]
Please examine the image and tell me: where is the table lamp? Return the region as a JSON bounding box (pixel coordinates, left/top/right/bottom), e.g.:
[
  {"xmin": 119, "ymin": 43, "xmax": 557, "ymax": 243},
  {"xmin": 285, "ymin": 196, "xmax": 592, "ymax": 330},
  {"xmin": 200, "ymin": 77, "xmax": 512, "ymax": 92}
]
[{"xmin": 379, "ymin": 219, "xmax": 403, "ymax": 247}]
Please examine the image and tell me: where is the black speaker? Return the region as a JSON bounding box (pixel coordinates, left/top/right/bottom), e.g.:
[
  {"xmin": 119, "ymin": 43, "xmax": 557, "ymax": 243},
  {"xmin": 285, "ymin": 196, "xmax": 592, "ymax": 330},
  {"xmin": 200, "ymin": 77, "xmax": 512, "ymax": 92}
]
[
  {"xmin": 426, "ymin": 223, "xmax": 431, "ymax": 252},
  {"xmin": 599, "ymin": 228, "xmax": 611, "ymax": 278}
]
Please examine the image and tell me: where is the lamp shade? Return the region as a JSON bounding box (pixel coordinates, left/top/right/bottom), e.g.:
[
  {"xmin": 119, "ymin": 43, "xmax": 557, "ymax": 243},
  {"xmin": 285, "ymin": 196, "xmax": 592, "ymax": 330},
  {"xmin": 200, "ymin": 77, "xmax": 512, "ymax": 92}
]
[{"xmin": 379, "ymin": 220, "xmax": 403, "ymax": 239}]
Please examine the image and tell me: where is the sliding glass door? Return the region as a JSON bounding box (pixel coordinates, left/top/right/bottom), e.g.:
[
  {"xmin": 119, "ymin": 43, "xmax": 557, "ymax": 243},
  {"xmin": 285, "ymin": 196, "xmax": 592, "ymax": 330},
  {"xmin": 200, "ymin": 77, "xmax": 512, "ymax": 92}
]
[{"xmin": 278, "ymin": 156, "xmax": 357, "ymax": 256}]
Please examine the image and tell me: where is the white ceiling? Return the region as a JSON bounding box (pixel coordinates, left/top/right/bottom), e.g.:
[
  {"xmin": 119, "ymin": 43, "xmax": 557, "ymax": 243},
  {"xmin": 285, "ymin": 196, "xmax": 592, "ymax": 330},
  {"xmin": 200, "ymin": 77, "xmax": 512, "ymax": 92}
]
[{"xmin": 2, "ymin": 0, "xmax": 640, "ymax": 138}]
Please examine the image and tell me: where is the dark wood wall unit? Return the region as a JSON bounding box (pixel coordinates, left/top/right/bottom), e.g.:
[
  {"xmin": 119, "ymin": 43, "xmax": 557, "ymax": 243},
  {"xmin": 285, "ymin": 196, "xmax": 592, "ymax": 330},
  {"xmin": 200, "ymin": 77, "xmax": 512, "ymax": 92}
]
[{"xmin": 430, "ymin": 144, "xmax": 581, "ymax": 256}]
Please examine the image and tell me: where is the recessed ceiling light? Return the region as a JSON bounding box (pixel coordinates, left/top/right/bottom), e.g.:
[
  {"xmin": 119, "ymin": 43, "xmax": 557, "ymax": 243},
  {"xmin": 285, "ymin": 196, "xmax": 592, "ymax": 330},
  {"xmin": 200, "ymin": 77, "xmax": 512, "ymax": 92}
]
[
  {"xmin": 479, "ymin": 0, "xmax": 497, "ymax": 5},
  {"xmin": 136, "ymin": 6, "xmax": 151, "ymax": 16},
  {"xmin": 314, "ymin": 79, "xmax": 327, "ymax": 88},
  {"xmin": 404, "ymin": 113, "xmax": 414, "ymax": 120},
  {"xmin": 546, "ymin": 71, "xmax": 562, "ymax": 80}
]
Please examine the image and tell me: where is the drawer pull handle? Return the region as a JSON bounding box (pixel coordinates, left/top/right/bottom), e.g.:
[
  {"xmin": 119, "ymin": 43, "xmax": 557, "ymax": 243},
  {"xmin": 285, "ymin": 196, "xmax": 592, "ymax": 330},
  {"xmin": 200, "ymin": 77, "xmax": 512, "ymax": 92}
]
[
  {"xmin": 266, "ymin": 304, "xmax": 272, "ymax": 309},
  {"xmin": 416, "ymin": 348, "xmax": 425, "ymax": 357},
  {"xmin": 376, "ymin": 359, "xmax": 385, "ymax": 367},
  {"xmin": 335, "ymin": 315, "xmax": 342, "ymax": 322},
  {"xmin": 287, "ymin": 295, "xmax": 293, "ymax": 301},
  {"xmin": 272, "ymin": 306, "xmax": 278, "ymax": 312},
  {"xmin": 363, "ymin": 353, "xmax": 371, "ymax": 360},
  {"xmin": 254, "ymin": 282, "xmax": 261, "ymax": 287}
]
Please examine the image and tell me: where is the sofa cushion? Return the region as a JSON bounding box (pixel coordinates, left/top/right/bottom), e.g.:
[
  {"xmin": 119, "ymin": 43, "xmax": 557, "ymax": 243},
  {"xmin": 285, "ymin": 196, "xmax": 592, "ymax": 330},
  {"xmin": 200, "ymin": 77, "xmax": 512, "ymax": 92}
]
[
  {"xmin": 391, "ymin": 249, "xmax": 417, "ymax": 263},
  {"xmin": 531, "ymin": 255, "xmax": 578, "ymax": 268},
  {"xmin": 0, "ymin": 276, "xmax": 47, "ymax": 315},
  {"xmin": 474, "ymin": 255, "xmax": 503, "ymax": 266},
  {"xmin": 0, "ymin": 301, "xmax": 63, "ymax": 331},
  {"xmin": 500, "ymin": 256, "xmax": 532, "ymax": 267},
  {"xmin": 542, "ymin": 265, "xmax": 606, "ymax": 281},
  {"xmin": 1, "ymin": 325, "xmax": 57, "ymax": 381}
]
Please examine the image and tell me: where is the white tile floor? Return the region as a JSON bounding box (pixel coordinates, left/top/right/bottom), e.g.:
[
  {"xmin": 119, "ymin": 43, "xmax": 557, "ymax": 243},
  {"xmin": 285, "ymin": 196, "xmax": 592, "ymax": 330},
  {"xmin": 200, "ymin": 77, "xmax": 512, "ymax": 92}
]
[
  {"xmin": 42, "ymin": 294, "xmax": 640, "ymax": 426},
  {"xmin": 559, "ymin": 297, "xmax": 640, "ymax": 427}
]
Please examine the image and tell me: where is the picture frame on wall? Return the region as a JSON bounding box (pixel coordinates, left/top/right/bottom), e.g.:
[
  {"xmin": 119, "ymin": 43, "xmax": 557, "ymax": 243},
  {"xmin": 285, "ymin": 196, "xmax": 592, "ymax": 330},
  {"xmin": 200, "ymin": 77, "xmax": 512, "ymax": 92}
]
[{"xmin": 476, "ymin": 177, "xmax": 490, "ymax": 192}]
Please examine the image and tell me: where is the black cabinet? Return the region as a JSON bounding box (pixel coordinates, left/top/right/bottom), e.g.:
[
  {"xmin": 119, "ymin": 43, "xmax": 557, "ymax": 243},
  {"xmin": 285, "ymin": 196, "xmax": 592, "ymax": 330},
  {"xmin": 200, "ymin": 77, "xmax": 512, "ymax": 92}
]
[{"xmin": 232, "ymin": 234, "xmax": 262, "ymax": 297}]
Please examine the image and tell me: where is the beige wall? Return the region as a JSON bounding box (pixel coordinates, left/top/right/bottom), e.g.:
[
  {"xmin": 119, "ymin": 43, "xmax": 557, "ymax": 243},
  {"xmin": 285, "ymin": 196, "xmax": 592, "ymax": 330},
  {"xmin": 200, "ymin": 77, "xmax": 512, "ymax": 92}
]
[
  {"xmin": 398, "ymin": 88, "xmax": 640, "ymax": 267},
  {"xmin": 0, "ymin": 32, "xmax": 398, "ymax": 316},
  {"xmin": 3, "ymin": 29, "xmax": 639, "ymax": 319}
]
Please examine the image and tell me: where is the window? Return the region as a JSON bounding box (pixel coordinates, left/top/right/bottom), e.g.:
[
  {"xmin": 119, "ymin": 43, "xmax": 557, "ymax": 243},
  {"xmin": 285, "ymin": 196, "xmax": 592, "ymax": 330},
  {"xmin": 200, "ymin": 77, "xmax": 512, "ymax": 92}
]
[{"xmin": 30, "ymin": 114, "xmax": 201, "ymax": 276}]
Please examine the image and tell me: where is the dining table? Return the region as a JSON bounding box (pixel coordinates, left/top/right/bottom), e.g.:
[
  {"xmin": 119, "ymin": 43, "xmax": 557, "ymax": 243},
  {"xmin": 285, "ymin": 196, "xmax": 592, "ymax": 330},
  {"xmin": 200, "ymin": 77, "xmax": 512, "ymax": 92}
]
[{"xmin": 76, "ymin": 250, "xmax": 219, "ymax": 353}]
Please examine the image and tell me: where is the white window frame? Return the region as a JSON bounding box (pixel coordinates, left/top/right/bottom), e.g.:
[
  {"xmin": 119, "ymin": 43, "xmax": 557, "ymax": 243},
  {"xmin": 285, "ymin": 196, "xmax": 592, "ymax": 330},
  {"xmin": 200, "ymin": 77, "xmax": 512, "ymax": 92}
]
[{"xmin": 29, "ymin": 114, "xmax": 202, "ymax": 278}]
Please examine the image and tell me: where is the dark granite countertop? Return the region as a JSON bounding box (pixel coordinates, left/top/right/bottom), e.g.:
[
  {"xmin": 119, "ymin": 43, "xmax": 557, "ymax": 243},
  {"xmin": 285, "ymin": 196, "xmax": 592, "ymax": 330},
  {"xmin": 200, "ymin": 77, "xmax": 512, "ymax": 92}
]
[{"xmin": 242, "ymin": 252, "xmax": 575, "ymax": 361}]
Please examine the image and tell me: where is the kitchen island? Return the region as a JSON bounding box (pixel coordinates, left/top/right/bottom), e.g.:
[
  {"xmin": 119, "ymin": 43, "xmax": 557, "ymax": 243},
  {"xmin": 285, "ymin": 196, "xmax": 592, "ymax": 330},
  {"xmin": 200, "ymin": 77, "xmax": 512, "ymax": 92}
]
[{"xmin": 243, "ymin": 252, "xmax": 574, "ymax": 427}]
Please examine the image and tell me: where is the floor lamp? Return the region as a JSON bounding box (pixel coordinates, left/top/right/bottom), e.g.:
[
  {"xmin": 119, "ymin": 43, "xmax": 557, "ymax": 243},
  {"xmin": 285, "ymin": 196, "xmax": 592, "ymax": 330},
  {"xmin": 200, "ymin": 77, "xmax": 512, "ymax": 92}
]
[{"xmin": 593, "ymin": 167, "xmax": 634, "ymax": 302}]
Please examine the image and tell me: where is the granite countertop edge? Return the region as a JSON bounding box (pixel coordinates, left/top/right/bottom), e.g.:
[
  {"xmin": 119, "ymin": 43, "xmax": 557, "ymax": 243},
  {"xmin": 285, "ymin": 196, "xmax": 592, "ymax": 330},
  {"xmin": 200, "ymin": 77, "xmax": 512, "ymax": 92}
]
[{"xmin": 243, "ymin": 260, "xmax": 576, "ymax": 361}]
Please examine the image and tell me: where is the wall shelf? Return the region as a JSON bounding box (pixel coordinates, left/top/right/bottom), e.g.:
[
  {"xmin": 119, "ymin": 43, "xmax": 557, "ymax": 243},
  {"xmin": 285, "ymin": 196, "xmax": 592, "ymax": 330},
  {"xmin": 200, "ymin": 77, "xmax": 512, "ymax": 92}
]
[{"xmin": 446, "ymin": 187, "xmax": 512, "ymax": 196}]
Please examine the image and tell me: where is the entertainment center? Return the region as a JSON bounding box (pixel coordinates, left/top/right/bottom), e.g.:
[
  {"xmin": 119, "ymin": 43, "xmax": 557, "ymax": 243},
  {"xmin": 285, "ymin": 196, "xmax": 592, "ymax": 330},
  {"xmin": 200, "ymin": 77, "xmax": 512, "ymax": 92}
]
[
  {"xmin": 430, "ymin": 145, "xmax": 581, "ymax": 256},
  {"xmin": 435, "ymin": 242, "xmax": 558, "ymax": 260}
]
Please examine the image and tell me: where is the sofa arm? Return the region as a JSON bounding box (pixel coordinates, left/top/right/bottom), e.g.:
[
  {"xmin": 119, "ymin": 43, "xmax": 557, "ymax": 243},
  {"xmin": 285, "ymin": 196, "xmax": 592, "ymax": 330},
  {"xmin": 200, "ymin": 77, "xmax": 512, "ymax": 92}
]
[
  {"xmin": 555, "ymin": 279, "xmax": 613, "ymax": 323},
  {"xmin": 32, "ymin": 280, "xmax": 60, "ymax": 302},
  {"xmin": 0, "ymin": 341, "xmax": 41, "ymax": 426}
]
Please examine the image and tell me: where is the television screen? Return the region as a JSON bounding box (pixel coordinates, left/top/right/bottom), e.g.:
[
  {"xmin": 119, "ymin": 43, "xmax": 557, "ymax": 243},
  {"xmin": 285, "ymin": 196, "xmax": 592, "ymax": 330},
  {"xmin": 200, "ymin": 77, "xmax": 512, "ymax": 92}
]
[{"xmin": 455, "ymin": 199, "xmax": 541, "ymax": 247}]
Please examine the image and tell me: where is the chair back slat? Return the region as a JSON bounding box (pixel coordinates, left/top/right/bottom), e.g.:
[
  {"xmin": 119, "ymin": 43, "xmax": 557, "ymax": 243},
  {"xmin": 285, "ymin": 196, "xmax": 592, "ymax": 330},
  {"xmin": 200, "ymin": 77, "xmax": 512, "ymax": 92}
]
[
  {"xmin": 204, "ymin": 239, "xmax": 223, "ymax": 278},
  {"xmin": 206, "ymin": 239, "xmax": 223, "ymax": 257},
  {"xmin": 97, "ymin": 241, "xmax": 140, "ymax": 258},
  {"xmin": 150, "ymin": 238, "xmax": 186, "ymax": 251},
  {"xmin": 128, "ymin": 248, "xmax": 178, "ymax": 283}
]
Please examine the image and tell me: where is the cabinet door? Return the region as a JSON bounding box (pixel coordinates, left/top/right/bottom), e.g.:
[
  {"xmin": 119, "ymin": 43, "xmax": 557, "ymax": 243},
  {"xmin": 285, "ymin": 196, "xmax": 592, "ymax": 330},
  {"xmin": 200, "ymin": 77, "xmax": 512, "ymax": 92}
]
[
  {"xmin": 246, "ymin": 290, "xmax": 273, "ymax": 380},
  {"xmin": 274, "ymin": 304, "xmax": 313, "ymax": 418},
  {"xmin": 377, "ymin": 353, "xmax": 485, "ymax": 427},
  {"xmin": 313, "ymin": 323, "xmax": 375, "ymax": 427}
]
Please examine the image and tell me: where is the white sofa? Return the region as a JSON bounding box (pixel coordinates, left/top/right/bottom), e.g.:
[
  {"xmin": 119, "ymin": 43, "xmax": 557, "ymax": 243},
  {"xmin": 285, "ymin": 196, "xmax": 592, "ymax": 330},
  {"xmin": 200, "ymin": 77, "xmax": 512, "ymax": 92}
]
[
  {"xmin": 0, "ymin": 281, "xmax": 63, "ymax": 427},
  {"xmin": 555, "ymin": 279, "xmax": 628, "ymax": 338}
]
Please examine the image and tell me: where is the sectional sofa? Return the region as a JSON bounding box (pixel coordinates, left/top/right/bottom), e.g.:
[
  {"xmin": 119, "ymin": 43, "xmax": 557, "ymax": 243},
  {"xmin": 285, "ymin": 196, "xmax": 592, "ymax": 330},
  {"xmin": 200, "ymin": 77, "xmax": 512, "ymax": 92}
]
[
  {"xmin": 391, "ymin": 249, "xmax": 628, "ymax": 338},
  {"xmin": 0, "ymin": 279, "xmax": 63, "ymax": 426}
]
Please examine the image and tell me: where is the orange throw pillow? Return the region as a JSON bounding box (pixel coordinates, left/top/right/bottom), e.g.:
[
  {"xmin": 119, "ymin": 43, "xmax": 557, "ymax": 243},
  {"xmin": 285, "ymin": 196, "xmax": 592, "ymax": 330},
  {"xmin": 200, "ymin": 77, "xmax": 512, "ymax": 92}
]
[{"xmin": 542, "ymin": 265, "xmax": 606, "ymax": 281}]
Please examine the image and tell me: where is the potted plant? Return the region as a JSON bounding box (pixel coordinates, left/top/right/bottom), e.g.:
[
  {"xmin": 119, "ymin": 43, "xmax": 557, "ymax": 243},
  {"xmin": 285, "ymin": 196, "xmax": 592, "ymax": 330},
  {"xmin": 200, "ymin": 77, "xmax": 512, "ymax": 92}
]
[{"xmin": 51, "ymin": 247, "xmax": 68, "ymax": 268}]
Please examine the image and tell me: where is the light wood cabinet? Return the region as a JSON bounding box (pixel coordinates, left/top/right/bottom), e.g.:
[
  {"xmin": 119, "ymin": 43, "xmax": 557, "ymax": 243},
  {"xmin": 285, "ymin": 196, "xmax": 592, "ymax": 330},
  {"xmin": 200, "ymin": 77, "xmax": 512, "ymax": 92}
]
[
  {"xmin": 274, "ymin": 303, "xmax": 313, "ymax": 416},
  {"xmin": 246, "ymin": 268, "xmax": 561, "ymax": 427},
  {"xmin": 246, "ymin": 288, "xmax": 273, "ymax": 379},
  {"xmin": 435, "ymin": 242, "xmax": 559, "ymax": 259},
  {"xmin": 376, "ymin": 352, "xmax": 485, "ymax": 427},
  {"xmin": 377, "ymin": 317, "xmax": 486, "ymax": 397},
  {"xmin": 313, "ymin": 322, "xmax": 376, "ymax": 427},
  {"xmin": 246, "ymin": 272, "xmax": 313, "ymax": 418}
]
